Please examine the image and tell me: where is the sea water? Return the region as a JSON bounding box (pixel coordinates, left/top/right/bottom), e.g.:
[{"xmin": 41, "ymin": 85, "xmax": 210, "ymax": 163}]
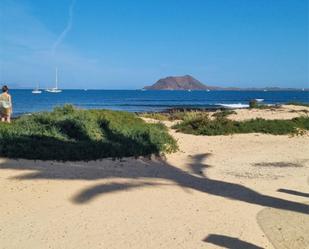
[{"xmin": 10, "ymin": 89, "xmax": 309, "ymax": 116}]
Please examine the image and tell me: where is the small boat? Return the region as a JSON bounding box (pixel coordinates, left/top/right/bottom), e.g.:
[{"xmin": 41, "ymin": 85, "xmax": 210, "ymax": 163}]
[
  {"xmin": 46, "ymin": 88, "xmax": 62, "ymax": 93},
  {"xmin": 46, "ymin": 67, "xmax": 62, "ymax": 93},
  {"xmin": 32, "ymin": 83, "xmax": 42, "ymax": 94},
  {"xmin": 255, "ymin": 99, "xmax": 264, "ymax": 102},
  {"xmin": 206, "ymin": 89, "xmax": 210, "ymax": 92},
  {"xmin": 188, "ymin": 89, "xmax": 191, "ymax": 92},
  {"xmin": 32, "ymin": 89, "xmax": 42, "ymax": 94}
]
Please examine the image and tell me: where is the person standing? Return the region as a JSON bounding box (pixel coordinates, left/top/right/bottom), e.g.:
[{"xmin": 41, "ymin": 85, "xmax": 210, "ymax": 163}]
[{"xmin": 0, "ymin": 85, "xmax": 13, "ymax": 123}]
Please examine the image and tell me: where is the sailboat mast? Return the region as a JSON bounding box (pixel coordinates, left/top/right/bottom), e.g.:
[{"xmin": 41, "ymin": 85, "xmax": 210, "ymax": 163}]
[{"xmin": 55, "ymin": 67, "xmax": 58, "ymax": 89}]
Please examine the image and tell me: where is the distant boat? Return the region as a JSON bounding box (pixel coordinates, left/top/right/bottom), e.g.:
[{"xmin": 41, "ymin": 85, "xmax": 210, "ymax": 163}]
[
  {"xmin": 32, "ymin": 83, "xmax": 42, "ymax": 94},
  {"xmin": 46, "ymin": 68, "xmax": 62, "ymax": 93},
  {"xmin": 206, "ymin": 89, "xmax": 210, "ymax": 92},
  {"xmin": 188, "ymin": 89, "xmax": 191, "ymax": 92},
  {"xmin": 255, "ymin": 98, "xmax": 264, "ymax": 102},
  {"xmin": 32, "ymin": 89, "xmax": 42, "ymax": 94},
  {"xmin": 263, "ymin": 89, "xmax": 267, "ymax": 92}
]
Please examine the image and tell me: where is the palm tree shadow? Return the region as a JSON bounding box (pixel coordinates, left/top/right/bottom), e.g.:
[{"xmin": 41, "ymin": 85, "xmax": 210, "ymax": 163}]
[
  {"xmin": 278, "ymin": 188, "xmax": 309, "ymax": 198},
  {"xmin": 186, "ymin": 153, "xmax": 212, "ymax": 177},
  {"xmin": 0, "ymin": 153, "xmax": 308, "ymax": 214},
  {"xmin": 72, "ymin": 182, "xmax": 168, "ymax": 203},
  {"xmin": 203, "ymin": 234, "xmax": 264, "ymax": 249}
]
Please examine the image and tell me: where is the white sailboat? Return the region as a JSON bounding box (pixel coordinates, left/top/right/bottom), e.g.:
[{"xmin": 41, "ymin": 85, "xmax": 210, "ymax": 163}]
[
  {"xmin": 46, "ymin": 68, "xmax": 62, "ymax": 93},
  {"xmin": 32, "ymin": 83, "xmax": 42, "ymax": 94},
  {"xmin": 255, "ymin": 98, "xmax": 264, "ymax": 102}
]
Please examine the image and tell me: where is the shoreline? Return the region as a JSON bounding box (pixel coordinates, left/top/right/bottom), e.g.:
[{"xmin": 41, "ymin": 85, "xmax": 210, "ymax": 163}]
[{"xmin": 12, "ymin": 102, "xmax": 309, "ymax": 118}]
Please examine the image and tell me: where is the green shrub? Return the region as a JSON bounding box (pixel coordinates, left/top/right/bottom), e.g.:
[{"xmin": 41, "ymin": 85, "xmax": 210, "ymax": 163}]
[
  {"xmin": 140, "ymin": 113, "xmax": 169, "ymax": 121},
  {"xmin": 248, "ymin": 100, "xmax": 281, "ymax": 110},
  {"xmin": 286, "ymin": 102, "xmax": 309, "ymax": 107},
  {"xmin": 249, "ymin": 99, "xmax": 258, "ymax": 108},
  {"xmin": 172, "ymin": 114, "xmax": 309, "ymax": 136},
  {"xmin": 140, "ymin": 110, "xmax": 206, "ymax": 121},
  {"xmin": 0, "ymin": 105, "xmax": 178, "ymax": 161},
  {"xmin": 212, "ymin": 110, "xmax": 236, "ymax": 119}
]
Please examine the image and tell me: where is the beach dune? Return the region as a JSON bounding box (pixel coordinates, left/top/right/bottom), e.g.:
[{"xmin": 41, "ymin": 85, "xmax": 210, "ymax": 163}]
[{"xmin": 0, "ymin": 106, "xmax": 309, "ymax": 249}]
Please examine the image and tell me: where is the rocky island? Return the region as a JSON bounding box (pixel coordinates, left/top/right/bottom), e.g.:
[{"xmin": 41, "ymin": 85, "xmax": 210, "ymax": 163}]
[
  {"xmin": 143, "ymin": 75, "xmax": 308, "ymax": 91},
  {"xmin": 143, "ymin": 75, "xmax": 218, "ymax": 90}
]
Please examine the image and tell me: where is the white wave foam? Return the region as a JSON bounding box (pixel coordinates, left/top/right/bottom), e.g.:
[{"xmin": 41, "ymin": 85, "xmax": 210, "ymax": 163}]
[{"xmin": 217, "ymin": 103, "xmax": 249, "ymax": 108}]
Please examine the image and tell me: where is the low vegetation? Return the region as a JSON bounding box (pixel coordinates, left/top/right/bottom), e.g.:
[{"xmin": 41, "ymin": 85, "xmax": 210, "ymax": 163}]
[
  {"xmin": 168, "ymin": 111, "xmax": 208, "ymax": 121},
  {"xmin": 0, "ymin": 105, "xmax": 178, "ymax": 161},
  {"xmin": 172, "ymin": 114, "xmax": 309, "ymax": 136},
  {"xmin": 249, "ymin": 99, "xmax": 259, "ymax": 108},
  {"xmin": 248, "ymin": 101, "xmax": 309, "ymax": 110},
  {"xmin": 249, "ymin": 99, "xmax": 281, "ymax": 109},
  {"xmin": 140, "ymin": 111, "xmax": 199, "ymax": 121},
  {"xmin": 286, "ymin": 102, "xmax": 309, "ymax": 107},
  {"xmin": 212, "ymin": 110, "xmax": 236, "ymax": 118},
  {"xmin": 141, "ymin": 109, "xmax": 235, "ymax": 121},
  {"xmin": 140, "ymin": 112, "xmax": 170, "ymax": 121}
]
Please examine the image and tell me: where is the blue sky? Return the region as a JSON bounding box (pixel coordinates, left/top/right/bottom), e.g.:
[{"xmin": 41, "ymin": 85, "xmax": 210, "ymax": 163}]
[{"xmin": 0, "ymin": 0, "xmax": 308, "ymax": 89}]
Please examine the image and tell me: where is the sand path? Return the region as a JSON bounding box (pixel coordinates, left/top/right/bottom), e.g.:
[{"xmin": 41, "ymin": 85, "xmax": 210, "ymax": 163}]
[{"xmin": 1, "ymin": 117, "xmax": 309, "ymax": 248}]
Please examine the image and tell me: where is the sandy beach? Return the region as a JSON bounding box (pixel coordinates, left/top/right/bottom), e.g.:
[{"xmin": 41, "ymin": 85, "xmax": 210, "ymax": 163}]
[
  {"xmin": 0, "ymin": 106, "xmax": 308, "ymax": 249},
  {"xmin": 228, "ymin": 105, "xmax": 309, "ymax": 121}
]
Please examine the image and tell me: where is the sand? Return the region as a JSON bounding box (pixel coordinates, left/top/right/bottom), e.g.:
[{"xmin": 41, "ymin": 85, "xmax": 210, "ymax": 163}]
[
  {"xmin": 228, "ymin": 104, "xmax": 309, "ymax": 121},
  {"xmin": 0, "ymin": 106, "xmax": 308, "ymax": 249}
]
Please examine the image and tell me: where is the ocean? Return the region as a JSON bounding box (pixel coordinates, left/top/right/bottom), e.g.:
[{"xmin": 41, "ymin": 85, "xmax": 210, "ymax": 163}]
[{"xmin": 10, "ymin": 89, "xmax": 309, "ymax": 116}]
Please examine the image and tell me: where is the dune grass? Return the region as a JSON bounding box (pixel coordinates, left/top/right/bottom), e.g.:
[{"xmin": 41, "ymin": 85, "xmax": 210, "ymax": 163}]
[
  {"xmin": 141, "ymin": 109, "xmax": 237, "ymax": 122},
  {"xmin": 0, "ymin": 105, "xmax": 178, "ymax": 161},
  {"xmin": 140, "ymin": 112, "xmax": 170, "ymax": 121},
  {"xmin": 212, "ymin": 110, "xmax": 236, "ymax": 118},
  {"xmin": 141, "ymin": 110, "xmax": 217, "ymax": 121},
  {"xmin": 286, "ymin": 102, "xmax": 309, "ymax": 107},
  {"xmin": 172, "ymin": 114, "xmax": 309, "ymax": 136}
]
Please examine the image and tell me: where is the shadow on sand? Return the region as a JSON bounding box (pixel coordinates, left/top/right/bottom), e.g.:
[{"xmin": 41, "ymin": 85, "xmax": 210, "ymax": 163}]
[
  {"xmin": 278, "ymin": 188, "xmax": 309, "ymax": 198},
  {"xmin": 203, "ymin": 234, "xmax": 264, "ymax": 249},
  {"xmin": 0, "ymin": 153, "xmax": 308, "ymax": 215}
]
